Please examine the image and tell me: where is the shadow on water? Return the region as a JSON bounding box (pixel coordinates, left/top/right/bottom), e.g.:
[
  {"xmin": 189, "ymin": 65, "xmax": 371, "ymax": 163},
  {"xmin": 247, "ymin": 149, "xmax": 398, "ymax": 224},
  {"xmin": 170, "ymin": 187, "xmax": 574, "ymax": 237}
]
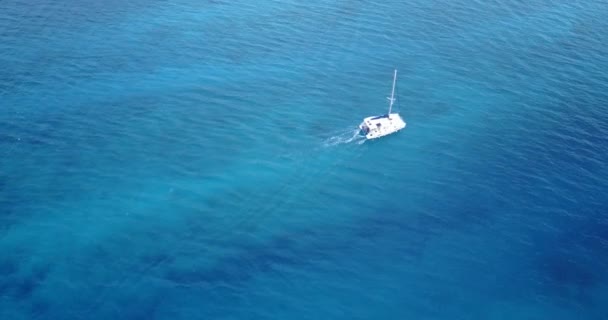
[
  {"xmin": 0, "ymin": 181, "xmax": 472, "ymax": 315},
  {"xmin": 160, "ymin": 201, "xmax": 453, "ymax": 289},
  {"xmin": 0, "ymin": 258, "xmax": 50, "ymax": 302},
  {"xmin": 530, "ymin": 208, "xmax": 608, "ymax": 307},
  {"xmin": 150, "ymin": 183, "xmax": 510, "ymax": 311}
]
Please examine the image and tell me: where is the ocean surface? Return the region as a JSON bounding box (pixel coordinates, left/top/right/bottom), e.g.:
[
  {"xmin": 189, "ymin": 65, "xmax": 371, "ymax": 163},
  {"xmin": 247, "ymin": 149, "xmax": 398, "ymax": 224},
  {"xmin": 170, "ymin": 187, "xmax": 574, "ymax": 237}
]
[{"xmin": 1, "ymin": 0, "xmax": 608, "ymax": 319}]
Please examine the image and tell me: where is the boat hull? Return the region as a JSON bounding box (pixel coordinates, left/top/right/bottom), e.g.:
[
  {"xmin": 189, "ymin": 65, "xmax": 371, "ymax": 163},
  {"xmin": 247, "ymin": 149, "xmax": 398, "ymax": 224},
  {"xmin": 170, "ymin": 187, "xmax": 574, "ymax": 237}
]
[{"xmin": 359, "ymin": 113, "xmax": 406, "ymax": 140}]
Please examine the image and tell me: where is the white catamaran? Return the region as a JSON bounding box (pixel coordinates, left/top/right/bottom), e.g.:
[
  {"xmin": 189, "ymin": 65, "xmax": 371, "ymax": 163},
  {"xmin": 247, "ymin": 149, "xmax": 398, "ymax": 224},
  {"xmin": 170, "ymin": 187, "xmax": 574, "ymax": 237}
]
[{"xmin": 359, "ymin": 69, "xmax": 406, "ymax": 139}]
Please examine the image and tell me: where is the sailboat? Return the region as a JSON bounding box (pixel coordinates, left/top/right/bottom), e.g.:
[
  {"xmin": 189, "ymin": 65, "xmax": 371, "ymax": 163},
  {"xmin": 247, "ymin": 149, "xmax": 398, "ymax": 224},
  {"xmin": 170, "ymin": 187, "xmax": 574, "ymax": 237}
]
[{"xmin": 358, "ymin": 69, "xmax": 407, "ymax": 139}]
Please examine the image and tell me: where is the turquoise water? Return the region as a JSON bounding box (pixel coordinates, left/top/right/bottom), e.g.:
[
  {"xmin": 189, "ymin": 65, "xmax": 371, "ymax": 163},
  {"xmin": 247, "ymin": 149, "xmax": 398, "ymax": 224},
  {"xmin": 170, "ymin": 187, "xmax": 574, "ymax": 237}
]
[{"xmin": 2, "ymin": 0, "xmax": 608, "ymax": 318}]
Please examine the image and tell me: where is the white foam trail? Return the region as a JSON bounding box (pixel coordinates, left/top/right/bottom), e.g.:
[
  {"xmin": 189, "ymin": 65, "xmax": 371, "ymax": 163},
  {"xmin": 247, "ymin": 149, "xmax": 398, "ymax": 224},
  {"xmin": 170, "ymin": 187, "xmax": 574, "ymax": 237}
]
[{"xmin": 322, "ymin": 127, "xmax": 365, "ymax": 147}]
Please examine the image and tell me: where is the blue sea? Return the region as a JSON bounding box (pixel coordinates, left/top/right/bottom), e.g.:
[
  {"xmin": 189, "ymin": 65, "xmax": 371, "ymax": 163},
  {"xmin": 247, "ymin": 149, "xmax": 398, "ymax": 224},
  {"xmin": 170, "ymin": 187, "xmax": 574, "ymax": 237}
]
[{"xmin": 2, "ymin": 0, "xmax": 608, "ymax": 319}]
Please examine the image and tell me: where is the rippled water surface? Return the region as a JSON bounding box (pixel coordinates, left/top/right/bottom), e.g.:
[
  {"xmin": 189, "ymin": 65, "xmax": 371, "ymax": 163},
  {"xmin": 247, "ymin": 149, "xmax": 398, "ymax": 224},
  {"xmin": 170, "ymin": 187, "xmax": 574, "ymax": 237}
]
[{"xmin": 1, "ymin": 0, "xmax": 608, "ymax": 319}]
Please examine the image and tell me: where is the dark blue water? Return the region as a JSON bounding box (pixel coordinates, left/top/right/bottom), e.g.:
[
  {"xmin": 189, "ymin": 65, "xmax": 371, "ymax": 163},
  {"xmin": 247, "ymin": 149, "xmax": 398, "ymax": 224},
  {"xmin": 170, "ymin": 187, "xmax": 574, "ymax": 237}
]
[{"xmin": 2, "ymin": 0, "xmax": 608, "ymax": 319}]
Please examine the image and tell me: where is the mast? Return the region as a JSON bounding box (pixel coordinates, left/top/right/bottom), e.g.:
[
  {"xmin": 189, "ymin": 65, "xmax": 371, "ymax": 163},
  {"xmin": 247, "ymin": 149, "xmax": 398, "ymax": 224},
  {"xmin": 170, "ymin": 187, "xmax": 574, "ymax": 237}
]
[{"xmin": 388, "ymin": 69, "xmax": 397, "ymax": 115}]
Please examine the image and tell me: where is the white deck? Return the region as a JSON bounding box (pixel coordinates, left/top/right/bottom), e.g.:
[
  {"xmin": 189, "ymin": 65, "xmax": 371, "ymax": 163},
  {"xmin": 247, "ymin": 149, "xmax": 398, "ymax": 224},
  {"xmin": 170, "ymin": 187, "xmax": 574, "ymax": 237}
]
[{"xmin": 359, "ymin": 113, "xmax": 406, "ymax": 139}]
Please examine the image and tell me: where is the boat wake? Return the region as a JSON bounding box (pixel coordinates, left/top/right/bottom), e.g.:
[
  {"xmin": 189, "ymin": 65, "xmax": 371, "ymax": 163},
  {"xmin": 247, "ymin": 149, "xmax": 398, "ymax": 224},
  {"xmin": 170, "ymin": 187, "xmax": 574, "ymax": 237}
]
[{"xmin": 322, "ymin": 127, "xmax": 365, "ymax": 147}]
